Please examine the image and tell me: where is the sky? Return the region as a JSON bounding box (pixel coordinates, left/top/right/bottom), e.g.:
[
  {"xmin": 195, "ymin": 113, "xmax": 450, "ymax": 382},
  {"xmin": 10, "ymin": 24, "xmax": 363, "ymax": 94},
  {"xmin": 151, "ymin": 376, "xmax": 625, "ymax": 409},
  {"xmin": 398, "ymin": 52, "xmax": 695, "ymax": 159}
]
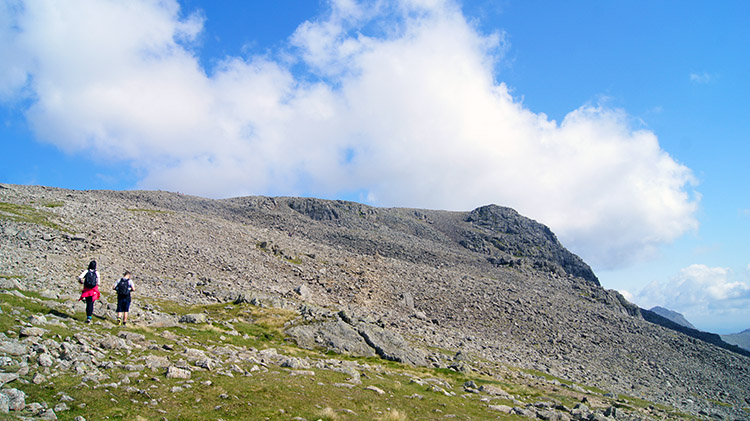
[{"xmin": 1, "ymin": 0, "xmax": 748, "ymax": 333}]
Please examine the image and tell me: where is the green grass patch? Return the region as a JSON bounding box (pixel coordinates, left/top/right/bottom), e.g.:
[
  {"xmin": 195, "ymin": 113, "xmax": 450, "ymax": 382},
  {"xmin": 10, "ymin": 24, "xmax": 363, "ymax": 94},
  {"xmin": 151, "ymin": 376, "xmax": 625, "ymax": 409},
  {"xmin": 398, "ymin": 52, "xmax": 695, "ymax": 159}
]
[
  {"xmin": 125, "ymin": 208, "xmax": 172, "ymax": 215},
  {"xmin": 0, "ymin": 201, "xmax": 72, "ymax": 233},
  {"xmin": 708, "ymin": 399, "xmax": 732, "ymax": 408}
]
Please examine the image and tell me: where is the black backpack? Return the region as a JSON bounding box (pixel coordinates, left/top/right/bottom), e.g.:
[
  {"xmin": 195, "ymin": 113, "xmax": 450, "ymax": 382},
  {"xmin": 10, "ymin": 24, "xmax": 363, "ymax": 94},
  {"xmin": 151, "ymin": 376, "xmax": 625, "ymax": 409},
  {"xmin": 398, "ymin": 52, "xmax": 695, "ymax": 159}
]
[
  {"xmin": 83, "ymin": 270, "xmax": 97, "ymax": 289},
  {"xmin": 115, "ymin": 278, "xmax": 131, "ymax": 296}
]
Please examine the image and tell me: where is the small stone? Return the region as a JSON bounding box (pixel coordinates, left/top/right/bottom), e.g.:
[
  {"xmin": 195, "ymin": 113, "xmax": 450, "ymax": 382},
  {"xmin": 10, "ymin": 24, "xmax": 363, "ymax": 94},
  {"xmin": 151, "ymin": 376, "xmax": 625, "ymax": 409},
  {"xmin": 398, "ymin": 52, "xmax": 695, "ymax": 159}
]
[
  {"xmin": 333, "ymin": 383, "xmax": 356, "ymax": 388},
  {"xmin": 479, "ymin": 384, "xmax": 511, "ymax": 398},
  {"xmin": 365, "ymin": 385, "xmax": 385, "ymax": 395},
  {"xmin": 32, "ymin": 373, "xmax": 46, "ymax": 384},
  {"xmin": 39, "ymin": 409, "xmax": 58, "ymax": 420},
  {"xmin": 38, "ymin": 353, "xmax": 54, "ymax": 367},
  {"xmin": 59, "ymin": 394, "xmax": 74, "ymax": 402},
  {"xmin": 488, "ymin": 404, "xmax": 513, "ymax": 414}
]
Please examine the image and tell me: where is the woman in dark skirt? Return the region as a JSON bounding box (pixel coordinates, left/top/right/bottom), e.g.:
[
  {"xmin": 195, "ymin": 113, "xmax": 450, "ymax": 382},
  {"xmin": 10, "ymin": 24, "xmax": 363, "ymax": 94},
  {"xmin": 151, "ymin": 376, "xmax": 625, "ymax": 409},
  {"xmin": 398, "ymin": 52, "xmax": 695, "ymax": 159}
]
[{"xmin": 78, "ymin": 260, "xmax": 101, "ymax": 323}]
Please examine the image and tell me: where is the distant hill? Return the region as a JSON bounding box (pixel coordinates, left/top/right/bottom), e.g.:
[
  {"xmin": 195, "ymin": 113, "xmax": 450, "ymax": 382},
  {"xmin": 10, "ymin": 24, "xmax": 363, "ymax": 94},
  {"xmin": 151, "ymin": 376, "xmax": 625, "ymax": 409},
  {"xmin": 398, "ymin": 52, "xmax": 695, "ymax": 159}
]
[
  {"xmin": 649, "ymin": 306, "xmax": 696, "ymax": 329},
  {"xmin": 722, "ymin": 329, "xmax": 750, "ymax": 352}
]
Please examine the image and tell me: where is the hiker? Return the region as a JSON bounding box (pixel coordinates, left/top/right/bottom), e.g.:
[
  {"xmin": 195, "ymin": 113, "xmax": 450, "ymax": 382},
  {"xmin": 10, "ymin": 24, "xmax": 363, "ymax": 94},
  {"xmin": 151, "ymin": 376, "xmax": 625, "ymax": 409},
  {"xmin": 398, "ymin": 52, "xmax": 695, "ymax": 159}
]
[
  {"xmin": 114, "ymin": 271, "xmax": 135, "ymax": 326},
  {"xmin": 78, "ymin": 260, "xmax": 101, "ymax": 323}
]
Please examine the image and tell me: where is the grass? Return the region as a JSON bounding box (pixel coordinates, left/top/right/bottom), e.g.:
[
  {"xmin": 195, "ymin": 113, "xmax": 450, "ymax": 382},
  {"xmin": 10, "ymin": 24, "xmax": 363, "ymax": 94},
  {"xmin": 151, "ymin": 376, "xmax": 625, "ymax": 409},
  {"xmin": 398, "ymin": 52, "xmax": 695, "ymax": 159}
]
[
  {"xmin": 125, "ymin": 208, "xmax": 172, "ymax": 215},
  {"xmin": 0, "ymin": 201, "xmax": 72, "ymax": 233},
  {"xmin": 0, "ymin": 288, "xmax": 697, "ymax": 420}
]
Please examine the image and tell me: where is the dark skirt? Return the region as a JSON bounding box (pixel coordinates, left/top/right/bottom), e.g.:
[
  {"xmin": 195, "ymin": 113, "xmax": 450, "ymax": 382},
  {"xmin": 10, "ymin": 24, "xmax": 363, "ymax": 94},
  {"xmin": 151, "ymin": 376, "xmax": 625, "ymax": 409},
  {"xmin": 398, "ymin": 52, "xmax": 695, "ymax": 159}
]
[{"xmin": 116, "ymin": 294, "xmax": 131, "ymax": 313}]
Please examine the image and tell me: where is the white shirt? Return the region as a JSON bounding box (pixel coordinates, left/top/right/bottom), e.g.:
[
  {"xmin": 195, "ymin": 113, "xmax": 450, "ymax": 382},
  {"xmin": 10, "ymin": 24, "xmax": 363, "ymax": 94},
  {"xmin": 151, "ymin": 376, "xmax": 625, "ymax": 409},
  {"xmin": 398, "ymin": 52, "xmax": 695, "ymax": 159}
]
[{"xmin": 79, "ymin": 270, "xmax": 100, "ymax": 285}]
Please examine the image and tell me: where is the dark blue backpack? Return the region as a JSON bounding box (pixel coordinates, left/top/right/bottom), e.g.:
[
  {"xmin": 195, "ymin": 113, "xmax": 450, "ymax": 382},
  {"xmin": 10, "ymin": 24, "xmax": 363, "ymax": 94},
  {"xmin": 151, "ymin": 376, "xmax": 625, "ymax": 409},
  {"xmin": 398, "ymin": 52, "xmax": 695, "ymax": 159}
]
[
  {"xmin": 83, "ymin": 270, "xmax": 97, "ymax": 289},
  {"xmin": 116, "ymin": 278, "xmax": 130, "ymax": 296}
]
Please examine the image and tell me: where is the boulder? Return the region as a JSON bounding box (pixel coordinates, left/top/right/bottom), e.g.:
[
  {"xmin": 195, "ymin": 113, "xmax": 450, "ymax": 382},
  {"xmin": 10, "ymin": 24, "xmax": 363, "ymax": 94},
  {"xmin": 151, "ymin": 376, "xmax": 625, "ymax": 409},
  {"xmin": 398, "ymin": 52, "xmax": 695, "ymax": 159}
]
[
  {"xmin": 294, "ymin": 284, "xmax": 311, "ymax": 300},
  {"xmin": 356, "ymin": 323, "xmax": 427, "ymax": 366},
  {"xmin": 0, "ymin": 340, "xmax": 28, "ymax": 356},
  {"xmin": 118, "ymin": 331, "xmax": 146, "ymax": 342},
  {"xmin": 179, "ymin": 313, "xmax": 207, "ymax": 324},
  {"xmin": 29, "ymin": 314, "xmax": 48, "ymax": 325},
  {"xmin": 488, "ymin": 404, "xmax": 513, "ymax": 414},
  {"xmin": 0, "ymin": 388, "xmax": 25, "ymax": 411},
  {"xmin": 0, "ymin": 372, "xmax": 18, "ymax": 387},
  {"xmin": 19, "ymin": 326, "xmax": 45, "ymax": 337},
  {"xmin": 143, "ymin": 355, "xmax": 170, "ymax": 371},
  {"xmin": 165, "ymin": 366, "xmax": 191, "ymax": 379},
  {"xmin": 0, "ymin": 393, "xmax": 9, "ymax": 414},
  {"xmin": 281, "ymin": 357, "xmax": 309, "ymax": 369},
  {"xmin": 287, "ymin": 321, "xmax": 376, "ymax": 358},
  {"xmin": 99, "ymin": 335, "xmax": 128, "ymax": 350}
]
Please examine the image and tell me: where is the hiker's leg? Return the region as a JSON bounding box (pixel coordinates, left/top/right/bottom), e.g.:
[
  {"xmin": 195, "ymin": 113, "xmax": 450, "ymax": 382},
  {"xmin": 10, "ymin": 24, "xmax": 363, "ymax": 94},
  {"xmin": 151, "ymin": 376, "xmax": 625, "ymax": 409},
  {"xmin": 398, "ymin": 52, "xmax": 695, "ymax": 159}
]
[
  {"xmin": 122, "ymin": 296, "xmax": 131, "ymax": 324},
  {"xmin": 85, "ymin": 297, "xmax": 94, "ymax": 320}
]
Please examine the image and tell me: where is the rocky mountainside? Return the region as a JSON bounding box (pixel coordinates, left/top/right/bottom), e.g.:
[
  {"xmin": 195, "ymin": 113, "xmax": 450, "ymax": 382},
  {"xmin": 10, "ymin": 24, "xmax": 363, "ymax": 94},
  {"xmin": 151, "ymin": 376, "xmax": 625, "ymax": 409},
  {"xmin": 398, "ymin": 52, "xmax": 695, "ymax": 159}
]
[
  {"xmin": 722, "ymin": 329, "xmax": 750, "ymax": 352},
  {"xmin": 648, "ymin": 306, "xmax": 697, "ymax": 329},
  {"xmin": 1, "ymin": 184, "xmax": 749, "ymax": 419}
]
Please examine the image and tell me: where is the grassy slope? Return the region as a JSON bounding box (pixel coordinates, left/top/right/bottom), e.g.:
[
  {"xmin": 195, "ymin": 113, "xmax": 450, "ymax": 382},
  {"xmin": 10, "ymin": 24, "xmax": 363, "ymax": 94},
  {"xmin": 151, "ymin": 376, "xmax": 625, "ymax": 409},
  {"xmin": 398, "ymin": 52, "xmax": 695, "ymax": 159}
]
[{"xmin": 0, "ymin": 289, "xmax": 695, "ymax": 420}]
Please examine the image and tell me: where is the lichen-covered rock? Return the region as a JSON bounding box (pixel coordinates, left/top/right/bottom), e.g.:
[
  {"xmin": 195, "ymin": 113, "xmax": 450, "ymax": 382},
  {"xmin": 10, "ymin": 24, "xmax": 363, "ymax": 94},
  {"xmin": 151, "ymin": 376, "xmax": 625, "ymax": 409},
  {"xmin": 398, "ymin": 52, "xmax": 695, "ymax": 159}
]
[
  {"xmin": 287, "ymin": 321, "xmax": 376, "ymax": 358},
  {"xmin": 165, "ymin": 366, "xmax": 191, "ymax": 379},
  {"xmin": 179, "ymin": 313, "xmax": 207, "ymax": 324},
  {"xmin": 0, "ymin": 388, "xmax": 26, "ymax": 411}
]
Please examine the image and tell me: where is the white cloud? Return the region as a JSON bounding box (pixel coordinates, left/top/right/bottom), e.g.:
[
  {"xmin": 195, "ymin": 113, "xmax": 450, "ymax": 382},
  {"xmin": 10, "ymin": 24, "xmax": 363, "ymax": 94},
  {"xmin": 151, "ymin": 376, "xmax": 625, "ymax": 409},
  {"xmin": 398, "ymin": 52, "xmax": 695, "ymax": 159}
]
[
  {"xmin": 0, "ymin": 0, "xmax": 699, "ymax": 269},
  {"xmin": 632, "ymin": 264, "xmax": 750, "ymax": 320},
  {"xmin": 619, "ymin": 289, "xmax": 634, "ymax": 302},
  {"xmin": 689, "ymin": 72, "xmax": 713, "ymax": 84}
]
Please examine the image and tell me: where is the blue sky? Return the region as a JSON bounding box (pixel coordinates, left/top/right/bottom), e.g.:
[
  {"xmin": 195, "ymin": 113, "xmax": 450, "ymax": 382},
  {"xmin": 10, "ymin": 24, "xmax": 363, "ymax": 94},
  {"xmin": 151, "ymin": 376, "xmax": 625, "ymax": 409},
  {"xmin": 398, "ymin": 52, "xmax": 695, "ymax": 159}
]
[{"xmin": 1, "ymin": 0, "xmax": 748, "ymax": 333}]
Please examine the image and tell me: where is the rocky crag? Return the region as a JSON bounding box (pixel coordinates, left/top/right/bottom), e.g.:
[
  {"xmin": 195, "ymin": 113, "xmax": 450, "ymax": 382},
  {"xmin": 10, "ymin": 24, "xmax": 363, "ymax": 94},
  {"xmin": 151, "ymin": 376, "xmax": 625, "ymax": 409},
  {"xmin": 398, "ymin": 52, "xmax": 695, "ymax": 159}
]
[{"xmin": 1, "ymin": 184, "xmax": 749, "ymax": 419}]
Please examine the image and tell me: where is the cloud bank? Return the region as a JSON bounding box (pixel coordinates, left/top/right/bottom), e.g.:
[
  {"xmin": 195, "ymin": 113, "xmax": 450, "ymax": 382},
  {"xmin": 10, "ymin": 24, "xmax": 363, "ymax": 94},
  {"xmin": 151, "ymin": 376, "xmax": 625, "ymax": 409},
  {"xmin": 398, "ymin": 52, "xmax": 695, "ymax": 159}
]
[
  {"xmin": 0, "ymin": 0, "xmax": 698, "ymax": 269},
  {"xmin": 627, "ymin": 264, "xmax": 750, "ymax": 332}
]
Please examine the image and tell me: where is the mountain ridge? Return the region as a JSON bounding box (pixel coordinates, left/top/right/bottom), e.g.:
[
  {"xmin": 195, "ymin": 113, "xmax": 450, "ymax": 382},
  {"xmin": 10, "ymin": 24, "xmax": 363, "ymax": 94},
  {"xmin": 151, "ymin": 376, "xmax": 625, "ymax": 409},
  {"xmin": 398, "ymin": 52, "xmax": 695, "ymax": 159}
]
[
  {"xmin": 722, "ymin": 329, "xmax": 750, "ymax": 352},
  {"xmin": 1, "ymin": 184, "xmax": 749, "ymax": 419},
  {"xmin": 648, "ymin": 306, "xmax": 697, "ymax": 329}
]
